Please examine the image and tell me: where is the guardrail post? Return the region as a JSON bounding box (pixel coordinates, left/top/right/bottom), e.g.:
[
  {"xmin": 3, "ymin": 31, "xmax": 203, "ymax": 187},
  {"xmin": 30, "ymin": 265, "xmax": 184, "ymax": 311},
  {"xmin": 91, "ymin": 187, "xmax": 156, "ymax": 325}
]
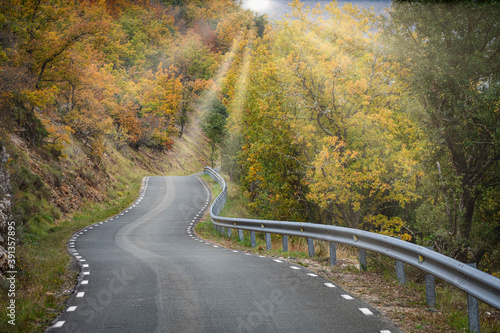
[
  {"xmin": 395, "ymin": 260, "xmax": 406, "ymax": 285},
  {"xmin": 250, "ymin": 231, "xmax": 256, "ymax": 248},
  {"xmin": 425, "ymin": 246, "xmax": 436, "ymax": 307},
  {"xmin": 307, "ymin": 238, "xmax": 315, "ymax": 257},
  {"xmin": 329, "ymin": 242, "xmax": 337, "ymax": 266},
  {"xmin": 425, "ymin": 274, "xmax": 436, "ymax": 307},
  {"xmin": 265, "ymin": 233, "xmax": 271, "ymax": 250},
  {"xmin": 238, "ymin": 229, "xmax": 244, "ymax": 242},
  {"xmin": 359, "ymin": 248, "xmax": 367, "ymax": 271},
  {"xmin": 394, "ymin": 237, "xmax": 406, "ymax": 284},
  {"xmin": 227, "ymin": 227, "xmax": 232, "ymax": 238},
  {"xmin": 467, "ymin": 263, "xmax": 480, "ymax": 333},
  {"xmin": 282, "ymin": 235, "xmax": 288, "ymax": 252}
]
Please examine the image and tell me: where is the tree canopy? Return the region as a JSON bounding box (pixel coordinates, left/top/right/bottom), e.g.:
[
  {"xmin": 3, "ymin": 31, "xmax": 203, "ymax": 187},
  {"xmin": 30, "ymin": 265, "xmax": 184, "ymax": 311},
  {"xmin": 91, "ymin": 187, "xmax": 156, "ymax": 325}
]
[{"xmin": 220, "ymin": 0, "xmax": 499, "ymax": 274}]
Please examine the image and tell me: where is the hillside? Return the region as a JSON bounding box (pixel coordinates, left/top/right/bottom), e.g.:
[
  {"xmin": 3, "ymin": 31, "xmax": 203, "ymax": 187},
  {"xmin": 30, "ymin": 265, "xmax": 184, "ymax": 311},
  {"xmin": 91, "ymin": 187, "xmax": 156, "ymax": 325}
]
[
  {"xmin": 0, "ymin": 83, "xmax": 213, "ymax": 332},
  {"xmin": 0, "ymin": 0, "xmax": 261, "ymax": 330}
]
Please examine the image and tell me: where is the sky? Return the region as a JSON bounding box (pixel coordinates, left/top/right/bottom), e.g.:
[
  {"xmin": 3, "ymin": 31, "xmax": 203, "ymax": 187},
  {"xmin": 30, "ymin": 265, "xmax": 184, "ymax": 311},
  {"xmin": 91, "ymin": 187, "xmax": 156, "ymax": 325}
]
[{"xmin": 240, "ymin": 0, "xmax": 392, "ymax": 18}]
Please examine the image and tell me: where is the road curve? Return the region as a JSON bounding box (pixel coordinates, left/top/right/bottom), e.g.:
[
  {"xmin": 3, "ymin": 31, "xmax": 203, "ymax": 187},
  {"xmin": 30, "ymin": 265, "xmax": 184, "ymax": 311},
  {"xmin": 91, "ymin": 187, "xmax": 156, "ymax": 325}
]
[{"xmin": 47, "ymin": 175, "xmax": 401, "ymax": 333}]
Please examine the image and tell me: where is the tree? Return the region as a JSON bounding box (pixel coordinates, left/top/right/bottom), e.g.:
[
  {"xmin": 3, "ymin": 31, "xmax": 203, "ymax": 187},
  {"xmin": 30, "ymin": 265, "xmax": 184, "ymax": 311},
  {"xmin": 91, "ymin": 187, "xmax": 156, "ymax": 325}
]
[
  {"xmin": 140, "ymin": 64, "xmax": 183, "ymax": 150},
  {"xmin": 381, "ymin": 1, "xmax": 500, "ymax": 262},
  {"xmin": 202, "ymin": 95, "xmax": 228, "ymax": 168},
  {"xmin": 224, "ymin": 1, "xmax": 423, "ymax": 236}
]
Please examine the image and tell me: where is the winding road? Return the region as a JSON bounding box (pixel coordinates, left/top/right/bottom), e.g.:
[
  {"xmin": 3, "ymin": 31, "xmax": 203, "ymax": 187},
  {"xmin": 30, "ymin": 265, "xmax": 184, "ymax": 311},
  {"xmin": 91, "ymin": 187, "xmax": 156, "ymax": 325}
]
[{"xmin": 47, "ymin": 175, "xmax": 401, "ymax": 333}]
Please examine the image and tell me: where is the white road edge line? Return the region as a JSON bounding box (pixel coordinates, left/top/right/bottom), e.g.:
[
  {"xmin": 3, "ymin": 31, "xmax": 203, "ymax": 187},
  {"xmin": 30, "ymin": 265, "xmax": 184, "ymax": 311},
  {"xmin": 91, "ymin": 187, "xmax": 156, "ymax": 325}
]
[
  {"xmin": 359, "ymin": 308, "xmax": 374, "ymax": 315},
  {"xmin": 53, "ymin": 321, "xmax": 65, "ymax": 328},
  {"xmin": 324, "ymin": 283, "xmax": 336, "ymax": 288}
]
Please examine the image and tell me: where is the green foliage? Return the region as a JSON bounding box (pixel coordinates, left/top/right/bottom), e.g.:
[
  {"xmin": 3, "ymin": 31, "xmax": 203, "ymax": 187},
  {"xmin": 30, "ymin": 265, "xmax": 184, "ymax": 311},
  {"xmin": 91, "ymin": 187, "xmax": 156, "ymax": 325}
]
[
  {"xmin": 253, "ymin": 14, "xmax": 267, "ymax": 38},
  {"xmin": 381, "ymin": 1, "xmax": 500, "ymax": 263},
  {"xmin": 118, "ymin": 6, "xmax": 175, "ymax": 70},
  {"xmin": 202, "ymin": 94, "xmax": 228, "ymax": 167}
]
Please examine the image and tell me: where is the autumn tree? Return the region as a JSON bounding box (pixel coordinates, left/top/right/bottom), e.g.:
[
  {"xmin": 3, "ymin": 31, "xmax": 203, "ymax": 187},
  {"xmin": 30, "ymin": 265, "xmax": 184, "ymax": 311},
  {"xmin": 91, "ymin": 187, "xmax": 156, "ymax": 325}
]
[
  {"xmin": 215, "ymin": 10, "xmax": 255, "ymax": 53},
  {"xmin": 222, "ymin": 1, "xmax": 424, "ymax": 237},
  {"xmin": 117, "ymin": 5, "xmax": 175, "ymax": 71},
  {"xmin": 381, "ymin": 1, "xmax": 500, "ymax": 262},
  {"xmin": 138, "ymin": 64, "xmax": 184, "ymax": 150}
]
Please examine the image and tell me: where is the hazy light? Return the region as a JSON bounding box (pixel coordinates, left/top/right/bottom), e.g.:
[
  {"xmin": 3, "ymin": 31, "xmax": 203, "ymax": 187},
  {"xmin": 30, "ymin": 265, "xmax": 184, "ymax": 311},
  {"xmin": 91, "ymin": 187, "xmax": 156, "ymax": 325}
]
[{"xmin": 241, "ymin": 0, "xmax": 272, "ymax": 13}]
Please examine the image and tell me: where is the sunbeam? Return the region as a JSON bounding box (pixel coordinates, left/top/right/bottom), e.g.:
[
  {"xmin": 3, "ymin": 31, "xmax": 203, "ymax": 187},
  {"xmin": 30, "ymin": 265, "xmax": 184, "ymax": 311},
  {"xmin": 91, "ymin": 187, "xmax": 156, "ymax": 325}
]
[
  {"xmin": 226, "ymin": 33, "xmax": 255, "ymax": 133},
  {"xmin": 196, "ymin": 32, "xmax": 244, "ymax": 112}
]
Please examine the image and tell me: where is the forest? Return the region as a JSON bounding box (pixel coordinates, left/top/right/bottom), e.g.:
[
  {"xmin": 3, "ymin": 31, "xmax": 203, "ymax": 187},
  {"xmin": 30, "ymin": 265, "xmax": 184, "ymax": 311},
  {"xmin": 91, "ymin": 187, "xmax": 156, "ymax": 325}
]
[
  {"xmin": 0, "ymin": 0, "xmax": 259, "ymax": 238},
  {"xmin": 0, "ymin": 0, "xmax": 498, "ymax": 330},
  {"xmin": 0, "ymin": 0, "xmax": 258, "ymax": 330},
  {"xmin": 220, "ymin": 0, "xmax": 499, "ymax": 274}
]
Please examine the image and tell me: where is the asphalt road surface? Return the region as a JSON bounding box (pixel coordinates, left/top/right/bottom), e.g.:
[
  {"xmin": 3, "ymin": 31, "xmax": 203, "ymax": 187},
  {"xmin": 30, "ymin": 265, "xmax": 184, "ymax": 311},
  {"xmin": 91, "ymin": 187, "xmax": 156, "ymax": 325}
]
[{"xmin": 47, "ymin": 175, "xmax": 401, "ymax": 333}]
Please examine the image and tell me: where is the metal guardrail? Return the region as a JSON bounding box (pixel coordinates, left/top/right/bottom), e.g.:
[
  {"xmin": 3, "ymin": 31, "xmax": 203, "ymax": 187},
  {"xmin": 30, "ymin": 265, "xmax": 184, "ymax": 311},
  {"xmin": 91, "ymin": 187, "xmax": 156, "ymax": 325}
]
[{"xmin": 203, "ymin": 167, "xmax": 500, "ymax": 318}]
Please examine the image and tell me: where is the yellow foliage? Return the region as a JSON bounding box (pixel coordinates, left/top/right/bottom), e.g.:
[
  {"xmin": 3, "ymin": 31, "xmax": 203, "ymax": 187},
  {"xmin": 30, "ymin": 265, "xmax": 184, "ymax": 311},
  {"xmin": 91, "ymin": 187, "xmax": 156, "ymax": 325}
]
[{"xmin": 222, "ymin": 0, "xmax": 427, "ymax": 230}]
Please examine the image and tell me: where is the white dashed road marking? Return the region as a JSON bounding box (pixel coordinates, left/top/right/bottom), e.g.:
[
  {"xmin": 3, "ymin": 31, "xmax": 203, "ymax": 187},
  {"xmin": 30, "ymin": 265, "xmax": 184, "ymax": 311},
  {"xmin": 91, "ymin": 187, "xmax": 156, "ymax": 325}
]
[
  {"xmin": 324, "ymin": 283, "xmax": 336, "ymax": 288},
  {"xmin": 359, "ymin": 308, "xmax": 374, "ymax": 315}
]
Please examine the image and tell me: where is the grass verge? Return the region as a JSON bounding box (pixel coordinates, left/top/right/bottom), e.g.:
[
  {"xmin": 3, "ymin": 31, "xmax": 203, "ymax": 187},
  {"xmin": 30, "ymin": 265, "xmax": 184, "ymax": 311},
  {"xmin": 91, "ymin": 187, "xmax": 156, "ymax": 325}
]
[
  {"xmin": 195, "ymin": 172, "xmax": 500, "ymax": 333},
  {"xmin": 0, "ymin": 164, "xmax": 146, "ymax": 332}
]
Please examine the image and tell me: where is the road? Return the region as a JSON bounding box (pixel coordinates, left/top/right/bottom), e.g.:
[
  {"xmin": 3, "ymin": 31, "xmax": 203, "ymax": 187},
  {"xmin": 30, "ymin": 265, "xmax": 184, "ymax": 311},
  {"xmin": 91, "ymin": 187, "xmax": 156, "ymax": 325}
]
[{"xmin": 48, "ymin": 175, "xmax": 401, "ymax": 333}]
